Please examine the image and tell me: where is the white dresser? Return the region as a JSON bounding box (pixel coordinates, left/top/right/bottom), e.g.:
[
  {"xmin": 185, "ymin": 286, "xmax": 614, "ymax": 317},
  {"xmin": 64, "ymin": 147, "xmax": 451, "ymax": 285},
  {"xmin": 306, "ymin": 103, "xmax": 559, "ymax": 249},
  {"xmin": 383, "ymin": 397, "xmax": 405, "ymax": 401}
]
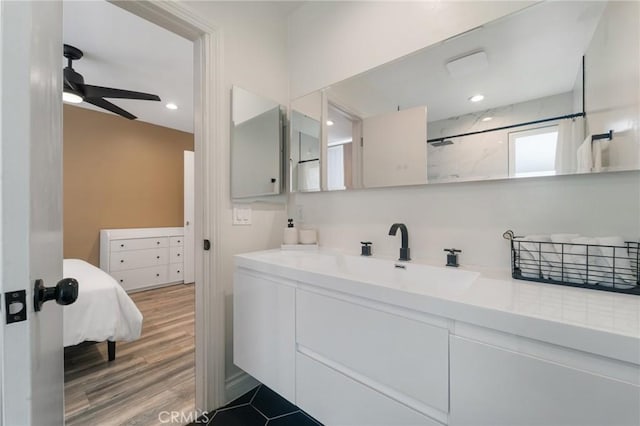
[{"xmin": 100, "ymin": 227, "xmax": 185, "ymax": 292}]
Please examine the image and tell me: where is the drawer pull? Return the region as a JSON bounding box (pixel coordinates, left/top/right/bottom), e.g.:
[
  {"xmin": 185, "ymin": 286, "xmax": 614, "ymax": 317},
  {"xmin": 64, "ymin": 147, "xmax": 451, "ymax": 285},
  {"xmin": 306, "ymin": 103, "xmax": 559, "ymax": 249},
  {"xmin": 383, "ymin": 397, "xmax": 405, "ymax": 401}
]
[
  {"xmin": 156, "ymin": 273, "xmax": 160, "ymax": 277},
  {"xmin": 157, "ymin": 256, "xmax": 160, "ymax": 259},
  {"xmin": 119, "ymin": 279, "xmax": 123, "ymax": 283},
  {"xmin": 177, "ymin": 253, "xmax": 181, "ymax": 257},
  {"xmin": 177, "ymin": 270, "xmax": 181, "ymax": 273},
  {"xmin": 178, "ymin": 240, "xmax": 181, "ymax": 243},
  {"xmin": 120, "ymin": 260, "xmax": 124, "ymax": 263},
  {"xmin": 120, "ymin": 244, "xmax": 124, "ymax": 248},
  {"xmin": 157, "ymin": 241, "xmax": 160, "ymax": 245}
]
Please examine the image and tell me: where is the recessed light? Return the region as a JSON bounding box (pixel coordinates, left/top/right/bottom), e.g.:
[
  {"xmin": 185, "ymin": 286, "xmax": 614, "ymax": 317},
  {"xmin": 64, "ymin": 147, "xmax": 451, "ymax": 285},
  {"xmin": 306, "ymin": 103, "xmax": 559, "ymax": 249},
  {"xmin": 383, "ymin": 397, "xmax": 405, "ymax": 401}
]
[
  {"xmin": 481, "ymin": 116, "xmax": 493, "ymax": 122},
  {"xmin": 469, "ymin": 94, "xmax": 484, "ymax": 103},
  {"xmin": 326, "ymin": 120, "xmax": 334, "ymax": 126},
  {"xmin": 166, "ymin": 103, "xmax": 178, "ymax": 110}
]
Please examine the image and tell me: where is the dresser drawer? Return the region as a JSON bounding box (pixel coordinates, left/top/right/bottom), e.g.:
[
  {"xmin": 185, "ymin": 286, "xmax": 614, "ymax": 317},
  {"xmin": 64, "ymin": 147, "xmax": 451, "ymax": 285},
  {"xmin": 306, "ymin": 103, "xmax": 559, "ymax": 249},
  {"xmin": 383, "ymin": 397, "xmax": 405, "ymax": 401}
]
[
  {"xmin": 109, "ymin": 247, "xmax": 169, "ymax": 271},
  {"xmin": 110, "ymin": 237, "xmax": 168, "ymax": 252},
  {"xmin": 111, "ymin": 265, "xmax": 168, "ymax": 292},
  {"xmin": 169, "ymin": 246, "xmax": 183, "ymax": 263},
  {"xmin": 169, "ymin": 236, "xmax": 184, "ymax": 247},
  {"xmin": 169, "ymin": 263, "xmax": 184, "ymax": 282}
]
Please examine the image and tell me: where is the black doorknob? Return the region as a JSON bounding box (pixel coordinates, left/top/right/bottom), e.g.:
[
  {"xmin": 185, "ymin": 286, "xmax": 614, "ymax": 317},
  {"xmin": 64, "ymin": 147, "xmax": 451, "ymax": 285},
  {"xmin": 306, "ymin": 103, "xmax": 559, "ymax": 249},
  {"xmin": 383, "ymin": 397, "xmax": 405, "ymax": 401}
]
[{"xmin": 33, "ymin": 278, "xmax": 79, "ymax": 312}]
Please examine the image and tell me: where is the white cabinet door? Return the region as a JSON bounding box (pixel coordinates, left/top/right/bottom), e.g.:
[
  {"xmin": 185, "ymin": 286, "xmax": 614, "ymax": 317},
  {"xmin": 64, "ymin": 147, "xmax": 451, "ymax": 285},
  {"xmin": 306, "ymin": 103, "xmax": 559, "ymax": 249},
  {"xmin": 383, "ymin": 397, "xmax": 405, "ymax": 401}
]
[
  {"xmin": 296, "ymin": 352, "xmax": 440, "ymax": 426},
  {"xmin": 450, "ymin": 336, "xmax": 640, "ymax": 426},
  {"xmin": 297, "ymin": 289, "xmax": 449, "ymax": 414},
  {"xmin": 233, "ymin": 269, "xmax": 296, "ymax": 403},
  {"xmin": 362, "ymin": 106, "xmax": 428, "ymax": 188}
]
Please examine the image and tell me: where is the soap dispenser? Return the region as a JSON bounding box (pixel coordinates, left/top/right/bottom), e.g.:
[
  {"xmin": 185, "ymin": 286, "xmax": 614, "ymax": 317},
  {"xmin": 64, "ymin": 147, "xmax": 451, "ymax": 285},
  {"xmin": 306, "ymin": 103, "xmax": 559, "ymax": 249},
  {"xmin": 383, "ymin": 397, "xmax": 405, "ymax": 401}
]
[{"xmin": 283, "ymin": 218, "xmax": 298, "ymax": 245}]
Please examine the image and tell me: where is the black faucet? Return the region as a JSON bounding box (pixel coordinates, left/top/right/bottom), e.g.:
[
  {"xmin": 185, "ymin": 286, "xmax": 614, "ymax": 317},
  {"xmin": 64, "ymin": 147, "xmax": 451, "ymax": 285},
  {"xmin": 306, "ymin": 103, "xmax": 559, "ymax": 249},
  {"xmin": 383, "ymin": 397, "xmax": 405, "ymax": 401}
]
[{"xmin": 388, "ymin": 223, "xmax": 410, "ymax": 261}]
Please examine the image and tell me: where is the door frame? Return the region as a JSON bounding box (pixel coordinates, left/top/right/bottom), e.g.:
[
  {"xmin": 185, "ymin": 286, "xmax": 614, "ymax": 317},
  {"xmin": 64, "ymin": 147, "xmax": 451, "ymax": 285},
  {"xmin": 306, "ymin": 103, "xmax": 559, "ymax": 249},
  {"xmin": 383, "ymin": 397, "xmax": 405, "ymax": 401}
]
[{"xmin": 111, "ymin": 1, "xmax": 225, "ymax": 411}]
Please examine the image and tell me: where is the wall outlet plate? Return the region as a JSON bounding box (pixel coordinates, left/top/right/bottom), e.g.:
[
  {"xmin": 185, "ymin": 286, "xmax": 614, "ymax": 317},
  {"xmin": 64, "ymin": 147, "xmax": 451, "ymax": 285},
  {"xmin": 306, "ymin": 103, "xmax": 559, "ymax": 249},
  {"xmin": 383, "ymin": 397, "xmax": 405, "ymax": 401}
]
[{"xmin": 232, "ymin": 206, "xmax": 252, "ymax": 225}]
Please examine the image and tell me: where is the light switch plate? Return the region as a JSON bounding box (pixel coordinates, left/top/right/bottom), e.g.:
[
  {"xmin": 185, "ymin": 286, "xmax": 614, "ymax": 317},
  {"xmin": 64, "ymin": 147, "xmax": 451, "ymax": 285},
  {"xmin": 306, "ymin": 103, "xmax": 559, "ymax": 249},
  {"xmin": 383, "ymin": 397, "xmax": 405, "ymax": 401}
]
[{"xmin": 232, "ymin": 206, "xmax": 252, "ymax": 225}]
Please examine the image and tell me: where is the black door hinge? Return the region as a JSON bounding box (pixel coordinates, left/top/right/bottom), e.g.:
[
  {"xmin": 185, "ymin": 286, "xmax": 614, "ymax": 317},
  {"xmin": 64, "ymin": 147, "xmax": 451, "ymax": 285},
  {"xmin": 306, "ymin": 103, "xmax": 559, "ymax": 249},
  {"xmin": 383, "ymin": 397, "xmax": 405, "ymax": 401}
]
[{"xmin": 203, "ymin": 239, "xmax": 211, "ymax": 251}]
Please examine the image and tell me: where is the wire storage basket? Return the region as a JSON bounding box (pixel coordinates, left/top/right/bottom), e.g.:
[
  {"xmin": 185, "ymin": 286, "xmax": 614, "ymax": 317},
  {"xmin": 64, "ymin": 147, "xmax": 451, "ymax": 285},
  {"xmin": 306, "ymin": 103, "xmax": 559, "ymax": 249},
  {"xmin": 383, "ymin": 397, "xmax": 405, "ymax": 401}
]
[{"xmin": 503, "ymin": 230, "xmax": 640, "ymax": 295}]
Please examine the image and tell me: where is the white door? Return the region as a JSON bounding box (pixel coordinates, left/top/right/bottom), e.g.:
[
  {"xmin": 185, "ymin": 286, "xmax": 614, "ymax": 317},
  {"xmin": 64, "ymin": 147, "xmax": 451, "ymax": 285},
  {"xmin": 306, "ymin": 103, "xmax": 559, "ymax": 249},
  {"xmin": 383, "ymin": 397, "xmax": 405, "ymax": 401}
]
[
  {"xmin": 184, "ymin": 151, "xmax": 195, "ymax": 283},
  {"xmin": 362, "ymin": 106, "xmax": 428, "ymax": 188},
  {"xmin": 0, "ymin": 2, "xmax": 66, "ymax": 425}
]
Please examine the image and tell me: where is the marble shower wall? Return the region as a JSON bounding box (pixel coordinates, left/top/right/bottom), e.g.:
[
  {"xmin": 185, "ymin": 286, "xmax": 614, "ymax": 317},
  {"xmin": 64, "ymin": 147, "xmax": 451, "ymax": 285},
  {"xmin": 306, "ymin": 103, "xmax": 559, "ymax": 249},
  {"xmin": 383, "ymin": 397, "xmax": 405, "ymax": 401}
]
[{"xmin": 427, "ymin": 92, "xmax": 575, "ymax": 183}]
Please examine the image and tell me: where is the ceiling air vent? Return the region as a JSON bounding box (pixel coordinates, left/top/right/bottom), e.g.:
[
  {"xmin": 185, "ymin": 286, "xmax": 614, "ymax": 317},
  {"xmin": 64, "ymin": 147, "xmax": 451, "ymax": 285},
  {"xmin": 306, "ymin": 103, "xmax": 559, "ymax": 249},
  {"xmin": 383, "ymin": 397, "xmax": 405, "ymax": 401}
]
[{"xmin": 445, "ymin": 50, "xmax": 489, "ymax": 78}]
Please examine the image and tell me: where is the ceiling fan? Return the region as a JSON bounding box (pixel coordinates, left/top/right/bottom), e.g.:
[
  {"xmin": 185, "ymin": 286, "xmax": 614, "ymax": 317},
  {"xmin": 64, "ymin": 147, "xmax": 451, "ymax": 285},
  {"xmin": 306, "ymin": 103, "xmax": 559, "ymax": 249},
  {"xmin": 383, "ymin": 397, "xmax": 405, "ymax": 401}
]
[{"xmin": 63, "ymin": 44, "xmax": 161, "ymax": 120}]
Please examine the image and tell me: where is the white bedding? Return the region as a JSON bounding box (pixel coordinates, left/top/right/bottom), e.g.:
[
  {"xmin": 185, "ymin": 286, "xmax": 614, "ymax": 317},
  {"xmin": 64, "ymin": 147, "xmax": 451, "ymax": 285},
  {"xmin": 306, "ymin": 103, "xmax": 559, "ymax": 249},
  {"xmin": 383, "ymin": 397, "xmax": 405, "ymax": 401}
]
[{"xmin": 63, "ymin": 259, "xmax": 143, "ymax": 347}]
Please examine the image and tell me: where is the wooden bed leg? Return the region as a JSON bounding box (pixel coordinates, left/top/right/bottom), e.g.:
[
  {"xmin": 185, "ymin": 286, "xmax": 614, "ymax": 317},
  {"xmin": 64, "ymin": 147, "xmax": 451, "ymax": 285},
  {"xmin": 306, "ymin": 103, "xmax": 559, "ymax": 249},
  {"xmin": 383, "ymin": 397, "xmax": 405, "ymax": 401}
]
[{"xmin": 107, "ymin": 341, "xmax": 116, "ymax": 362}]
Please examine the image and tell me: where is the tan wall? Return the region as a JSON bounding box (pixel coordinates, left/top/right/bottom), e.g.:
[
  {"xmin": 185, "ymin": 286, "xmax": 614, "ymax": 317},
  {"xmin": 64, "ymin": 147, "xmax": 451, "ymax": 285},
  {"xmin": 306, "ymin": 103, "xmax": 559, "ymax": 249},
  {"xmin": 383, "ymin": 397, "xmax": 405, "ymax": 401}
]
[{"xmin": 63, "ymin": 105, "xmax": 194, "ymax": 266}]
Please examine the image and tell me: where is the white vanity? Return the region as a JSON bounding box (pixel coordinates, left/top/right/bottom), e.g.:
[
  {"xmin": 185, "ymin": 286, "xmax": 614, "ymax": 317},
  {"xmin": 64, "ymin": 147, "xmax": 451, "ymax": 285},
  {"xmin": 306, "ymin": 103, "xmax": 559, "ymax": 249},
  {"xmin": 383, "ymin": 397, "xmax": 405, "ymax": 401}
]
[{"xmin": 233, "ymin": 249, "xmax": 640, "ymax": 426}]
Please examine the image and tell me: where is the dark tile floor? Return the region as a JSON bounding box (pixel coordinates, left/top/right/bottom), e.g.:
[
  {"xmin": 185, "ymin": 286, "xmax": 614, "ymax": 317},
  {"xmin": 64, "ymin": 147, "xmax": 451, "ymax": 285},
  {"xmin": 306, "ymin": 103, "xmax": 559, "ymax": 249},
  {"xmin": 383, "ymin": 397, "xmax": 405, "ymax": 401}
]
[{"xmin": 190, "ymin": 385, "xmax": 323, "ymax": 425}]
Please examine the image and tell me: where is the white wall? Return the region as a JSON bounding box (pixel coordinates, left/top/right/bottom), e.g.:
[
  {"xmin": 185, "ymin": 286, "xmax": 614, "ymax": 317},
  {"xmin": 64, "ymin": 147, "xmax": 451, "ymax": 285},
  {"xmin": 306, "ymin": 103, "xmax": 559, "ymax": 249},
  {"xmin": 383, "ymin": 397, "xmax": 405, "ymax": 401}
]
[
  {"xmin": 288, "ymin": 2, "xmax": 640, "ymax": 269},
  {"xmin": 584, "ymin": 1, "xmax": 640, "ymax": 171},
  {"xmin": 291, "ymin": 171, "xmax": 639, "ymax": 268},
  {"xmin": 183, "ymin": 1, "xmax": 289, "ymax": 393}
]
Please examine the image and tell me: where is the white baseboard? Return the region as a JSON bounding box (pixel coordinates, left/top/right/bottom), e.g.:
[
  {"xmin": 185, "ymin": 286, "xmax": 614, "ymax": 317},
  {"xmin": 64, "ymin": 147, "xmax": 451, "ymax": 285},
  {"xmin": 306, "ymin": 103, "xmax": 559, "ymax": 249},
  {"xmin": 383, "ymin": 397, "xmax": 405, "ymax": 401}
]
[{"xmin": 224, "ymin": 371, "xmax": 260, "ymax": 405}]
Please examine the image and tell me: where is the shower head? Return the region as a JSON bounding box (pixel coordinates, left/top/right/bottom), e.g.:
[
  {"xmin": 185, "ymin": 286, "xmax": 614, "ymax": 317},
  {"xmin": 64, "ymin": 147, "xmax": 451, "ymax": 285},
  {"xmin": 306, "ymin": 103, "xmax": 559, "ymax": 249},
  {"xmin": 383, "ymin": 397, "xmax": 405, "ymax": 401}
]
[{"xmin": 430, "ymin": 139, "xmax": 454, "ymax": 147}]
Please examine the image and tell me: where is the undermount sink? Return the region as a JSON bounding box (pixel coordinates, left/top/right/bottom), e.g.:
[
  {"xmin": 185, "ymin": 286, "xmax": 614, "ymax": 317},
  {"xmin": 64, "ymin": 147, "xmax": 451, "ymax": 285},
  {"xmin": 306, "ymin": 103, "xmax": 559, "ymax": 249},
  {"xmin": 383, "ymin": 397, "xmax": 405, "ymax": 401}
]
[
  {"xmin": 330, "ymin": 253, "xmax": 480, "ymax": 294},
  {"xmin": 253, "ymin": 250, "xmax": 480, "ymax": 295}
]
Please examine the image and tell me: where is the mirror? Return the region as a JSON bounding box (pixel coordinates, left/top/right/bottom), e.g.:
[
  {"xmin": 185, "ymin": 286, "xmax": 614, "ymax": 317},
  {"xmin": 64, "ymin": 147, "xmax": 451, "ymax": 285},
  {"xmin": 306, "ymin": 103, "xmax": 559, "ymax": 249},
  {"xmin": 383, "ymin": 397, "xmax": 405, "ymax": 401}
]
[
  {"xmin": 290, "ymin": 92, "xmax": 322, "ymax": 192},
  {"xmin": 290, "ymin": 0, "xmax": 639, "ymax": 191},
  {"xmin": 231, "ymin": 86, "xmax": 284, "ymax": 198}
]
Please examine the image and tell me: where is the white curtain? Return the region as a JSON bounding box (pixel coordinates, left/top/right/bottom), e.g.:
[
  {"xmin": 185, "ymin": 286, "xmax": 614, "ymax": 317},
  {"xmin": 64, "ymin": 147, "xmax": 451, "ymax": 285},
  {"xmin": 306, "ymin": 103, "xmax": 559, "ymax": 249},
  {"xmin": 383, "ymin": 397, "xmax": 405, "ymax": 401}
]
[
  {"xmin": 298, "ymin": 159, "xmax": 320, "ymax": 192},
  {"xmin": 555, "ymin": 116, "xmax": 585, "ymax": 174},
  {"xmin": 327, "ymin": 145, "xmax": 345, "ymax": 190}
]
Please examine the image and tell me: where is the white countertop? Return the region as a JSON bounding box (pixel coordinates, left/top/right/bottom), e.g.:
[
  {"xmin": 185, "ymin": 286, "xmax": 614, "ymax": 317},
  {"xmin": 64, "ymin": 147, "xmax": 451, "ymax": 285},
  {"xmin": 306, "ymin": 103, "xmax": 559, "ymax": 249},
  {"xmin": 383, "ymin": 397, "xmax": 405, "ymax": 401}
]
[{"xmin": 235, "ymin": 248, "xmax": 640, "ymax": 364}]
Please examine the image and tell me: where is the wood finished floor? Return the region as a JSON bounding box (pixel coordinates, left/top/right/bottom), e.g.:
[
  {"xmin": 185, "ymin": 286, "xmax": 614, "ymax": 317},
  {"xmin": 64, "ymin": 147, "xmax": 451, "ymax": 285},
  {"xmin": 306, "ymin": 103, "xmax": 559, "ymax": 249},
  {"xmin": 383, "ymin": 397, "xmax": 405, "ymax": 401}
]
[{"xmin": 64, "ymin": 283, "xmax": 195, "ymax": 426}]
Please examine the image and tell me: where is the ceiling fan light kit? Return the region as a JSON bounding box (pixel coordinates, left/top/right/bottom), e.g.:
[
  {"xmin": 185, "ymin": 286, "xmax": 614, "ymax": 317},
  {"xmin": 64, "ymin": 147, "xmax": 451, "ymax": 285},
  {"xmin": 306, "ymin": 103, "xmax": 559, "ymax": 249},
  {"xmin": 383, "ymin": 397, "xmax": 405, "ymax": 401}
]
[{"xmin": 62, "ymin": 44, "xmax": 161, "ymax": 120}]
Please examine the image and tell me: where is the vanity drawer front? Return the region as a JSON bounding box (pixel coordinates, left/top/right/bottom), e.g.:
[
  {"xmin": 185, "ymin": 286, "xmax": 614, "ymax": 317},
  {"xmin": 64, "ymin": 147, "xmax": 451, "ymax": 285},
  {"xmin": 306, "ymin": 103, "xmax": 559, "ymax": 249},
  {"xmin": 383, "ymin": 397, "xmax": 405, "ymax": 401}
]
[
  {"xmin": 109, "ymin": 247, "xmax": 169, "ymax": 271},
  {"xmin": 169, "ymin": 246, "xmax": 183, "ymax": 263},
  {"xmin": 111, "ymin": 265, "xmax": 168, "ymax": 292},
  {"xmin": 296, "ymin": 352, "xmax": 440, "ymax": 426},
  {"xmin": 168, "ymin": 263, "xmax": 183, "ymax": 282},
  {"xmin": 450, "ymin": 336, "xmax": 640, "ymax": 426},
  {"xmin": 110, "ymin": 237, "xmax": 168, "ymax": 252},
  {"xmin": 169, "ymin": 236, "xmax": 184, "ymax": 247},
  {"xmin": 296, "ymin": 289, "xmax": 449, "ymax": 414}
]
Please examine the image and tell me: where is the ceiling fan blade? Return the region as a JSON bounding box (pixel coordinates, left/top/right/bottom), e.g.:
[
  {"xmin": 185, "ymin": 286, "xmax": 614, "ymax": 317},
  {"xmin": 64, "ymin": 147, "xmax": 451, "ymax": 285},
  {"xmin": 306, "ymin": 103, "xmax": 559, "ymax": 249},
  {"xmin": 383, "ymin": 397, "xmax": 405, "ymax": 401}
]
[
  {"xmin": 85, "ymin": 97, "xmax": 137, "ymax": 120},
  {"xmin": 84, "ymin": 84, "xmax": 161, "ymax": 101}
]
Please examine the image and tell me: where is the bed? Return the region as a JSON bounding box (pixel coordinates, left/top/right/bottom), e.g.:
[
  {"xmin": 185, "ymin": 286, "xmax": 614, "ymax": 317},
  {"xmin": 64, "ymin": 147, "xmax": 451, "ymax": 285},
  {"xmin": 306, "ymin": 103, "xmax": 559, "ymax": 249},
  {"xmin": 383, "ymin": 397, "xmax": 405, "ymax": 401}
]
[{"xmin": 63, "ymin": 258, "xmax": 143, "ymax": 361}]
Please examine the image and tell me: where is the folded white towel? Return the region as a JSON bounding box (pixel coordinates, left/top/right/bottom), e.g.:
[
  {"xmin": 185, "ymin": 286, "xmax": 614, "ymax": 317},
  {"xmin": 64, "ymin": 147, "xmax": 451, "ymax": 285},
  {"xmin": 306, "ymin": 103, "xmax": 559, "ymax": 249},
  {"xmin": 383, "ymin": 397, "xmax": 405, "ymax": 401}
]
[
  {"xmin": 595, "ymin": 236, "xmax": 635, "ymax": 289},
  {"xmin": 517, "ymin": 235, "xmax": 554, "ymax": 279},
  {"xmin": 570, "ymin": 237, "xmax": 603, "ymax": 285},
  {"xmin": 549, "ymin": 234, "xmax": 581, "ymax": 283}
]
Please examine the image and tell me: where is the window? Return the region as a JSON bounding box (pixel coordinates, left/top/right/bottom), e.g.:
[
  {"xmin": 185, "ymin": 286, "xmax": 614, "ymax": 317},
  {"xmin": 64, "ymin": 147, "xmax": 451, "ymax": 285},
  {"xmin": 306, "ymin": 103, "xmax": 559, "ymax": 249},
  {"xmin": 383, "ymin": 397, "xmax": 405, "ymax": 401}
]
[{"xmin": 508, "ymin": 125, "xmax": 559, "ymax": 177}]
